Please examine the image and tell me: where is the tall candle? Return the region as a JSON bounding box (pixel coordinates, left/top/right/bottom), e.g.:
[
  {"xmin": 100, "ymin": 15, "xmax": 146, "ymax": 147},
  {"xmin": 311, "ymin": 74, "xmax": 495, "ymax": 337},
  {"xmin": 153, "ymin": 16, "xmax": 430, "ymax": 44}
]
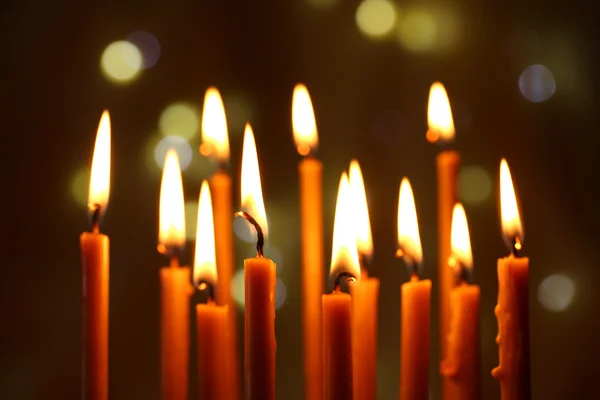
[
  {"xmin": 441, "ymin": 204, "xmax": 481, "ymax": 400},
  {"xmin": 492, "ymin": 159, "xmax": 530, "ymax": 400},
  {"xmin": 397, "ymin": 178, "xmax": 431, "ymax": 400},
  {"xmin": 292, "ymin": 83, "xmax": 324, "ymax": 400},
  {"xmin": 80, "ymin": 111, "xmax": 111, "ymax": 400},
  {"xmin": 158, "ymin": 149, "xmax": 192, "ymax": 400},
  {"xmin": 238, "ymin": 124, "xmax": 276, "ymax": 400}
]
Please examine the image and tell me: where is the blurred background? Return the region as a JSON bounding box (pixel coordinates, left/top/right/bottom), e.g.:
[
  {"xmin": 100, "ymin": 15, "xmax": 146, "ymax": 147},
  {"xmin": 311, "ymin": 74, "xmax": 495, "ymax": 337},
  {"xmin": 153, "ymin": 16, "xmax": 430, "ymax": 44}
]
[{"xmin": 3, "ymin": 0, "xmax": 599, "ymax": 398}]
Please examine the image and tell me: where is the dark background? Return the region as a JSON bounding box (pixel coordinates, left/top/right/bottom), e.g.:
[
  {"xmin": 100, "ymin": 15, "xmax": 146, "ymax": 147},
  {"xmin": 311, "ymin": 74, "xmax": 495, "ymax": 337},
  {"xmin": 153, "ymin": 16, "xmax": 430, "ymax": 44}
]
[{"xmin": 3, "ymin": 0, "xmax": 599, "ymax": 399}]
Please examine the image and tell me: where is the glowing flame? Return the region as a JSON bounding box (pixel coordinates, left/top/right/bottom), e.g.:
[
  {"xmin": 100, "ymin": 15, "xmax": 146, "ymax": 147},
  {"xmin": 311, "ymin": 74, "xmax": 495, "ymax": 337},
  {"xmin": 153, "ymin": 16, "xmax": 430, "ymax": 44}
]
[
  {"xmin": 330, "ymin": 172, "xmax": 361, "ymax": 280},
  {"xmin": 200, "ymin": 87, "xmax": 230, "ymax": 162},
  {"xmin": 348, "ymin": 160, "xmax": 372, "ymax": 259},
  {"xmin": 292, "ymin": 83, "xmax": 318, "ymax": 156},
  {"xmin": 450, "ymin": 203, "xmax": 473, "ymax": 270},
  {"xmin": 426, "ymin": 82, "xmax": 455, "ymax": 144},
  {"xmin": 193, "ymin": 181, "xmax": 217, "ymax": 287},
  {"xmin": 158, "ymin": 149, "xmax": 186, "ymax": 252},
  {"xmin": 500, "ymin": 158, "xmax": 524, "ymax": 248},
  {"xmin": 397, "ymin": 178, "xmax": 423, "ymax": 264},
  {"xmin": 88, "ymin": 110, "xmax": 111, "ymax": 217},
  {"xmin": 241, "ymin": 124, "xmax": 268, "ymax": 239}
]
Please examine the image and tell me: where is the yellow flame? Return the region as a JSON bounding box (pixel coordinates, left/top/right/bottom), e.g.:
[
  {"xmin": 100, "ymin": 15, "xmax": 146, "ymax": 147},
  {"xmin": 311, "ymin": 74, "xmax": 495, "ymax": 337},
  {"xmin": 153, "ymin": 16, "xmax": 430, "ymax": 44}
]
[
  {"xmin": 88, "ymin": 110, "xmax": 111, "ymax": 217},
  {"xmin": 200, "ymin": 87, "xmax": 230, "ymax": 162},
  {"xmin": 193, "ymin": 181, "xmax": 218, "ymax": 287},
  {"xmin": 397, "ymin": 178, "xmax": 423, "ymax": 264},
  {"xmin": 348, "ymin": 160, "xmax": 372, "ymax": 259},
  {"xmin": 330, "ymin": 172, "xmax": 361, "ymax": 280},
  {"xmin": 241, "ymin": 124, "xmax": 268, "ymax": 239},
  {"xmin": 500, "ymin": 158, "xmax": 523, "ymax": 246},
  {"xmin": 158, "ymin": 149, "xmax": 186, "ymax": 251},
  {"xmin": 292, "ymin": 83, "xmax": 318, "ymax": 156},
  {"xmin": 450, "ymin": 203, "xmax": 473, "ymax": 270},
  {"xmin": 427, "ymin": 82, "xmax": 455, "ymax": 143}
]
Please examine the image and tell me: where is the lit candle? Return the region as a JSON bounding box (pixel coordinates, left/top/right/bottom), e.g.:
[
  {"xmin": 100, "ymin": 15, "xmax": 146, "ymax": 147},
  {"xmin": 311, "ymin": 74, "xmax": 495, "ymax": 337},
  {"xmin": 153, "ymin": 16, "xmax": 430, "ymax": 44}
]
[
  {"xmin": 348, "ymin": 160, "xmax": 379, "ymax": 400},
  {"xmin": 492, "ymin": 159, "xmax": 530, "ymax": 400},
  {"xmin": 200, "ymin": 87, "xmax": 239, "ymax": 399},
  {"xmin": 237, "ymin": 124, "xmax": 276, "ymax": 400},
  {"xmin": 158, "ymin": 149, "xmax": 193, "ymax": 400},
  {"xmin": 194, "ymin": 180, "xmax": 229, "ymax": 400},
  {"xmin": 80, "ymin": 110, "xmax": 111, "ymax": 400},
  {"xmin": 441, "ymin": 204, "xmax": 481, "ymax": 400},
  {"xmin": 323, "ymin": 172, "xmax": 358, "ymax": 400},
  {"xmin": 397, "ymin": 178, "xmax": 431, "ymax": 400},
  {"xmin": 292, "ymin": 83, "xmax": 324, "ymax": 400}
]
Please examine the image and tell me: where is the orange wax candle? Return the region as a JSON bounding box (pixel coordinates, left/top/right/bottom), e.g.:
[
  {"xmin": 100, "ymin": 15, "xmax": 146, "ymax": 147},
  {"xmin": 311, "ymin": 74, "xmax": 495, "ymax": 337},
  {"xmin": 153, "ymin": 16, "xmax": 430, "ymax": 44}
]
[{"xmin": 80, "ymin": 111, "xmax": 111, "ymax": 400}]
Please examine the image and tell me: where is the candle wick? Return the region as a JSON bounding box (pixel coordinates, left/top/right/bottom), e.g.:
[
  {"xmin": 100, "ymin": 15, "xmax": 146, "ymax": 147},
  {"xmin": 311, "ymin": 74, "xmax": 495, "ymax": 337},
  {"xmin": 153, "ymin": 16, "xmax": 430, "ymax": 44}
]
[
  {"xmin": 234, "ymin": 211, "xmax": 264, "ymax": 257},
  {"xmin": 88, "ymin": 203, "xmax": 101, "ymax": 233},
  {"xmin": 197, "ymin": 280, "xmax": 215, "ymax": 303},
  {"xmin": 332, "ymin": 272, "xmax": 356, "ymax": 294},
  {"xmin": 511, "ymin": 236, "xmax": 522, "ymax": 257},
  {"xmin": 169, "ymin": 256, "xmax": 180, "ymax": 268},
  {"xmin": 396, "ymin": 248, "xmax": 420, "ymax": 279}
]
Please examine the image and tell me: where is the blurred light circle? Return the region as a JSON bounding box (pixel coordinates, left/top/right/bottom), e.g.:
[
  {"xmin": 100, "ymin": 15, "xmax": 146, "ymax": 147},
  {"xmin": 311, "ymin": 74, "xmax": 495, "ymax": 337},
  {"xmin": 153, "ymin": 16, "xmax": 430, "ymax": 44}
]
[
  {"xmin": 356, "ymin": 0, "xmax": 397, "ymax": 39},
  {"xmin": 538, "ymin": 274, "xmax": 575, "ymax": 312},
  {"xmin": 231, "ymin": 269, "xmax": 245, "ymax": 309},
  {"xmin": 159, "ymin": 102, "xmax": 200, "ymax": 140},
  {"xmin": 397, "ymin": 10, "xmax": 437, "ymax": 52},
  {"xmin": 100, "ymin": 40, "xmax": 143, "ymax": 84},
  {"xmin": 70, "ymin": 167, "xmax": 90, "ymax": 207},
  {"xmin": 275, "ymin": 278, "xmax": 287, "ymax": 310},
  {"xmin": 127, "ymin": 31, "xmax": 161, "ymax": 69},
  {"xmin": 153, "ymin": 136, "xmax": 193, "ymax": 171},
  {"xmin": 184, "ymin": 201, "xmax": 198, "ymax": 241},
  {"xmin": 458, "ymin": 166, "xmax": 492, "ymax": 205},
  {"xmin": 519, "ymin": 64, "xmax": 556, "ymax": 102},
  {"xmin": 306, "ymin": 0, "xmax": 339, "ymax": 9},
  {"xmin": 234, "ymin": 216, "xmax": 255, "ymax": 243}
]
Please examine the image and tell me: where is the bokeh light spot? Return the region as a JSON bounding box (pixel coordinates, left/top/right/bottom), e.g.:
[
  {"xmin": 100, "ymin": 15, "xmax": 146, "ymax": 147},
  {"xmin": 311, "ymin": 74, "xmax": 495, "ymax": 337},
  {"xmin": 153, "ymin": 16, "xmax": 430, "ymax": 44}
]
[
  {"xmin": 275, "ymin": 278, "xmax": 287, "ymax": 310},
  {"xmin": 100, "ymin": 41, "xmax": 143, "ymax": 84},
  {"xmin": 306, "ymin": 0, "xmax": 339, "ymax": 9},
  {"xmin": 234, "ymin": 216, "xmax": 255, "ymax": 243},
  {"xmin": 356, "ymin": 0, "xmax": 397, "ymax": 39},
  {"xmin": 127, "ymin": 31, "xmax": 161, "ymax": 69},
  {"xmin": 458, "ymin": 166, "xmax": 492, "ymax": 205},
  {"xmin": 184, "ymin": 201, "xmax": 198, "ymax": 241},
  {"xmin": 159, "ymin": 102, "xmax": 200, "ymax": 140},
  {"xmin": 519, "ymin": 64, "xmax": 556, "ymax": 102},
  {"xmin": 231, "ymin": 269, "xmax": 245, "ymax": 309},
  {"xmin": 153, "ymin": 136, "xmax": 193, "ymax": 171},
  {"xmin": 397, "ymin": 10, "xmax": 437, "ymax": 52},
  {"xmin": 70, "ymin": 167, "xmax": 90, "ymax": 207},
  {"xmin": 538, "ymin": 274, "xmax": 575, "ymax": 312}
]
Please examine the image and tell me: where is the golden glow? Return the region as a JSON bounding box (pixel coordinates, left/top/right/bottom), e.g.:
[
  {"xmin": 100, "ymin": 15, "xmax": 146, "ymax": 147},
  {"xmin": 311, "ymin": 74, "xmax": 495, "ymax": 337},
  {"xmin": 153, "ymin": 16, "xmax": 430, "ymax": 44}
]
[
  {"xmin": 397, "ymin": 9, "xmax": 437, "ymax": 53},
  {"xmin": 193, "ymin": 181, "xmax": 218, "ymax": 287},
  {"xmin": 200, "ymin": 87, "xmax": 230, "ymax": 162},
  {"xmin": 241, "ymin": 124, "xmax": 268, "ymax": 239},
  {"xmin": 348, "ymin": 160, "xmax": 372, "ymax": 259},
  {"xmin": 450, "ymin": 203, "xmax": 473, "ymax": 270},
  {"xmin": 426, "ymin": 82, "xmax": 455, "ymax": 144},
  {"xmin": 500, "ymin": 158, "xmax": 523, "ymax": 246},
  {"xmin": 159, "ymin": 102, "xmax": 199, "ymax": 141},
  {"xmin": 88, "ymin": 111, "xmax": 111, "ymax": 217},
  {"xmin": 100, "ymin": 41, "xmax": 143, "ymax": 84},
  {"xmin": 292, "ymin": 83, "xmax": 318, "ymax": 156},
  {"xmin": 397, "ymin": 178, "xmax": 423, "ymax": 264},
  {"xmin": 330, "ymin": 172, "xmax": 361, "ymax": 280},
  {"xmin": 158, "ymin": 149, "xmax": 186, "ymax": 251},
  {"xmin": 355, "ymin": 0, "xmax": 397, "ymax": 39}
]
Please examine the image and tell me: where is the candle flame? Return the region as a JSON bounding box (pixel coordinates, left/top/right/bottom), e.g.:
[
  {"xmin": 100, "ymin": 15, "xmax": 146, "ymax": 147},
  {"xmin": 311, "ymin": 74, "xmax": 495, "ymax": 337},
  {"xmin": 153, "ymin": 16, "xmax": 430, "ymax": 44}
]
[
  {"xmin": 330, "ymin": 172, "xmax": 361, "ymax": 280},
  {"xmin": 193, "ymin": 181, "xmax": 218, "ymax": 288},
  {"xmin": 450, "ymin": 203, "xmax": 473, "ymax": 270},
  {"xmin": 500, "ymin": 158, "xmax": 524, "ymax": 249},
  {"xmin": 397, "ymin": 178, "xmax": 423, "ymax": 265},
  {"xmin": 348, "ymin": 160, "xmax": 372, "ymax": 260},
  {"xmin": 241, "ymin": 124, "xmax": 268, "ymax": 239},
  {"xmin": 200, "ymin": 87, "xmax": 230, "ymax": 162},
  {"xmin": 292, "ymin": 83, "xmax": 318, "ymax": 156},
  {"xmin": 88, "ymin": 110, "xmax": 111, "ymax": 218},
  {"xmin": 426, "ymin": 82, "xmax": 455, "ymax": 144},
  {"xmin": 158, "ymin": 149, "xmax": 186, "ymax": 253}
]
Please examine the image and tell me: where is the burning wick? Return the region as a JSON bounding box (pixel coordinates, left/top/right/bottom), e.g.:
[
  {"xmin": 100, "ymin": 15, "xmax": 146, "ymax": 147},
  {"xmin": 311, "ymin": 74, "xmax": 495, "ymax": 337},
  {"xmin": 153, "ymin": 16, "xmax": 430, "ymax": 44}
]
[
  {"xmin": 332, "ymin": 272, "xmax": 356, "ymax": 294},
  {"xmin": 197, "ymin": 280, "xmax": 215, "ymax": 303},
  {"xmin": 235, "ymin": 211, "xmax": 264, "ymax": 258},
  {"xmin": 88, "ymin": 203, "xmax": 101, "ymax": 233},
  {"xmin": 396, "ymin": 248, "xmax": 421, "ymax": 278},
  {"xmin": 512, "ymin": 236, "xmax": 522, "ymax": 256}
]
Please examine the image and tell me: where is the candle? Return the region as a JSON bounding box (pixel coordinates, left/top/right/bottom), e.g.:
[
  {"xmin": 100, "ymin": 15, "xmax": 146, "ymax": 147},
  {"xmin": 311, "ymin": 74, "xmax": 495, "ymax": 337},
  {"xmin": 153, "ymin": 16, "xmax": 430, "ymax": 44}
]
[
  {"xmin": 80, "ymin": 110, "xmax": 111, "ymax": 400},
  {"xmin": 492, "ymin": 159, "xmax": 530, "ymax": 400},
  {"xmin": 158, "ymin": 149, "xmax": 193, "ymax": 400},
  {"xmin": 441, "ymin": 204, "xmax": 481, "ymax": 400},
  {"xmin": 292, "ymin": 83, "xmax": 324, "ymax": 400},
  {"xmin": 397, "ymin": 178, "xmax": 431, "ymax": 400},
  {"xmin": 348, "ymin": 160, "xmax": 379, "ymax": 400},
  {"xmin": 427, "ymin": 82, "xmax": 460, "ymax": 379},
  {"xmin": 323, "ymin": 172, "xmax": 358, "ymax": 400},
  {"xmin": 201, "ymin": 87, "xmax": 239, "ymax": 399},
  {"xmin": 194, "ymin": 180, "xmax": 229, "ymax": 400},
  {"xmin": 237, "ymin": 124, "xmax": 276, "ymax": 400}
]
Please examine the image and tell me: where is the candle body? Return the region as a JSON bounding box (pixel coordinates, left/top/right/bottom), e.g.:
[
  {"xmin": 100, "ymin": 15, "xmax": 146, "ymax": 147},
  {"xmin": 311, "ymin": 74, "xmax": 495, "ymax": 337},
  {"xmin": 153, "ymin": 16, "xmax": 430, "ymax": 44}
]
[
  {"xmin": 210, "ymin": 170, "xmax": 239, "ymax": 399},
  {"xmin": 80, "ymin": 232, "xmax": 109, "ymax": 400},
  {"xmin": 441, "ymin": 283, "xmax": 481, "ymax": 400},
  {"xmin": 492, "ymin": 255, "xmax": 530, "ymax": 400},
  {"xmin": 197, "ymin": 303, "xmax": 229, "ymax": 400},
  {"xmin": 322, "ymin": 292, "xmax": 353, "ymax": 400},
  {"xmin": 299, "ymin": 157, "xmax": 324, "ymax": 400},
  {"xmin": 400, "ymin": 276, "xmax": 431, "ymax": 400},
  {"xmin": 350, "ymin": 278, "xmax": 380, "ymax": 400},
  {"xmin": 245, "ymin": 257, "xmax": 276, "ymax": 400},
  {"xmin": 161, "ymin": 266, "xmax": 192, "ymax": 400}
]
